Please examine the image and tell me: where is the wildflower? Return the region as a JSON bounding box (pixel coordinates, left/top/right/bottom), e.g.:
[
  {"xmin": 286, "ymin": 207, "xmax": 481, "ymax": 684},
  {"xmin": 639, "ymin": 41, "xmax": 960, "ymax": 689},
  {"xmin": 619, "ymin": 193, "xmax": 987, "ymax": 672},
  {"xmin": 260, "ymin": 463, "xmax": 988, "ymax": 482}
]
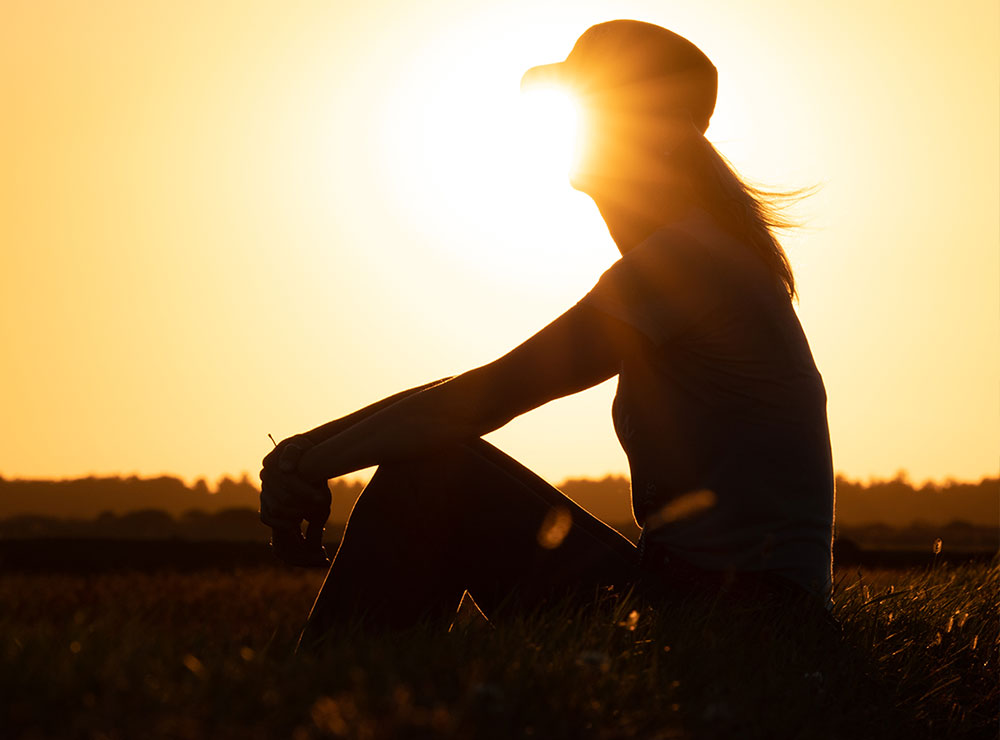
[
  {"xmin": 618, "ymin": 610, "xmax": 640, "ymax": 631},
  {"xmin": 182, "ymin": 653, "xmax": 206, "ymax": 677},
  {"xmin": 311, "ymin": 696, "xmax": 348, "ymax": 736}
]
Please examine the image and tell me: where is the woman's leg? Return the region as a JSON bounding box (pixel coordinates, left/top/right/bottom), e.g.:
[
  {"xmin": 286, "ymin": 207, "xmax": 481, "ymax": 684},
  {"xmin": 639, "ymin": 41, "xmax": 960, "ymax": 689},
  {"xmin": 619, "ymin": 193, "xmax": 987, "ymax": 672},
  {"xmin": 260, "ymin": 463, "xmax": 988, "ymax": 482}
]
[{"xmin": 299, "ymin": 439, "xmax": 638, "ymax": 647}]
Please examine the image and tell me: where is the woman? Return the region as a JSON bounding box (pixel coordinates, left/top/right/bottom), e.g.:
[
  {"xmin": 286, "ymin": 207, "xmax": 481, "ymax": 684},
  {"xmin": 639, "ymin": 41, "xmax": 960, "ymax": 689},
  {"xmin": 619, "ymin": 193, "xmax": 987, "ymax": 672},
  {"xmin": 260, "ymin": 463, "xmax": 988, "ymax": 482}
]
[{"xmin": 260, "ymin": 20, "xmax": 835, "ymax": 649}]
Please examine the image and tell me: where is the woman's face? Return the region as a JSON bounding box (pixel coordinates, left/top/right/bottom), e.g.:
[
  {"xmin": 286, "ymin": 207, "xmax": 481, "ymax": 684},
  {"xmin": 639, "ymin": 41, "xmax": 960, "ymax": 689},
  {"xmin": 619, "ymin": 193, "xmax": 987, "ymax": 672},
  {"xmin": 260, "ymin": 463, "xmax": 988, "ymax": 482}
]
[
  {"xmin": 568, "ymin": 100, "xmax": 631, "ymax": 191},
  {"xmin": 569, "ymin": 96, "xmax": 688, "ymax": 194}
]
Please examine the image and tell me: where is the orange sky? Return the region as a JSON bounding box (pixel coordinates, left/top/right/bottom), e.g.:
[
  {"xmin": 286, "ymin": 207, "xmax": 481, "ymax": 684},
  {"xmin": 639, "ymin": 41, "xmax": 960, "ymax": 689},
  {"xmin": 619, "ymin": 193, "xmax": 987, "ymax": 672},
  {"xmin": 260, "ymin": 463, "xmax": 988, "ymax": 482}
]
[{"xmin": 2, "ymin": 0, "xmax": 998, "ymax": 486}]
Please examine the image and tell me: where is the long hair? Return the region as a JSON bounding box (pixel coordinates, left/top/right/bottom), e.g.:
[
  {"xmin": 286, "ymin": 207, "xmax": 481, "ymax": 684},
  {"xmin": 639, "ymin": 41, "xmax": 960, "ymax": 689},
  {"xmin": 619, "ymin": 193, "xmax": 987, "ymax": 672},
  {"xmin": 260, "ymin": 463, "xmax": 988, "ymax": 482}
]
[{"xmin": 675, "ymin": 133, "xmax": 805, "ymax": 300}]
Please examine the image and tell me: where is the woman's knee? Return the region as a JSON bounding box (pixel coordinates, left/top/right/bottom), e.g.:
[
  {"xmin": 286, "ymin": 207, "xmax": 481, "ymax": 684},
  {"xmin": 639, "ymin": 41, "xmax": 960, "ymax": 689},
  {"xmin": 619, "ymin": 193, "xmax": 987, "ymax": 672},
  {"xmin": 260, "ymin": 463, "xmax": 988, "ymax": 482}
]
[
  {"xmin": 346, "ymin": 445, "xmax": 474, "ymax": 524},
  {"xmin": 375, "ymin": 442, "xmax": 499, "ymax": 491}
]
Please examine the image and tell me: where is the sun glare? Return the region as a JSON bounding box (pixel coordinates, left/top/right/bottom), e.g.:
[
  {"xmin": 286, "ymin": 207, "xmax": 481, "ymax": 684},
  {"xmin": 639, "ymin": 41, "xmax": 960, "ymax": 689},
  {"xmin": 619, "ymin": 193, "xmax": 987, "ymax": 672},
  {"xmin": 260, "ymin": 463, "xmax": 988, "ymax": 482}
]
[
  {"xmin": 516, "ymin": 86, "xmax": 582, "ymax": 185},
  {"xmin": 379, "ymin": 48, "xmax": 610, "ymax": 291}
]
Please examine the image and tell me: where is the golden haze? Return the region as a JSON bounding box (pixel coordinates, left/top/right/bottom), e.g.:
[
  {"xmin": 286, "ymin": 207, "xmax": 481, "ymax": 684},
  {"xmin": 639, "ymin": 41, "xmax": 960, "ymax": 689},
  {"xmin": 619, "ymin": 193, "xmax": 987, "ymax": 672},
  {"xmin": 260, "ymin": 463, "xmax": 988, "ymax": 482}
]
[{"xmin": 1, "ymin": 0, "xmax": 997, "ymax": 485}]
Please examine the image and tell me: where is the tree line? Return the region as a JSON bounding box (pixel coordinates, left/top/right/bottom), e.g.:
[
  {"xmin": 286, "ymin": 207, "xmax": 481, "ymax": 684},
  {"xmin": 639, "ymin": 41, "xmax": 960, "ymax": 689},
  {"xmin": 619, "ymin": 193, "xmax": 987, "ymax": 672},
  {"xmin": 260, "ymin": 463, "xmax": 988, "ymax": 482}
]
[{"xmin": 0, "ymin": 471, "xmax": 996, "ymax": 531}]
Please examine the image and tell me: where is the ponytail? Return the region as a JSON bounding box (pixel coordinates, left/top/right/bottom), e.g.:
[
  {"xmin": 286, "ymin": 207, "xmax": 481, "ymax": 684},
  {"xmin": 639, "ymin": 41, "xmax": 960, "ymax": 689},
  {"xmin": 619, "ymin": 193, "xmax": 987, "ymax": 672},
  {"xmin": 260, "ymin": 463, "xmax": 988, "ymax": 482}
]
[{"xmin": 675, "ymin": 135, "xmax": 807, "ymax": 300}]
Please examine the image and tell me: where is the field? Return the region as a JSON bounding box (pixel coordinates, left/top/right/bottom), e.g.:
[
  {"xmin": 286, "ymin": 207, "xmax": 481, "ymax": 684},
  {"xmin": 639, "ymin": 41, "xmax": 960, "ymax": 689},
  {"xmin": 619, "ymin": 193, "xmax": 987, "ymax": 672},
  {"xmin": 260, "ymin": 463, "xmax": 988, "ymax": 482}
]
[{"xmin": 2, "ymin": 553, "xmax": 997, "ymax": 739}]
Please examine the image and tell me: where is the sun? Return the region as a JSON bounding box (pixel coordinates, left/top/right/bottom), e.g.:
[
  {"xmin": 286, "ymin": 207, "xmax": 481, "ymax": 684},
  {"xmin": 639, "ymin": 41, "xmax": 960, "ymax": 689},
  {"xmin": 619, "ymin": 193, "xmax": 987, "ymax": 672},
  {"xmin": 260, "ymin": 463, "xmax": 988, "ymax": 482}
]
[
  {"xmin": 381, "ymin": 71, "xmax": 582, "ymax": 218},
  {"xmin": 514, "ymin": 85, "xmax": 582, "ymax": 189},
  {"xmin": 377, "ymin": 52, "xmax": 610, "ymax": 292}
]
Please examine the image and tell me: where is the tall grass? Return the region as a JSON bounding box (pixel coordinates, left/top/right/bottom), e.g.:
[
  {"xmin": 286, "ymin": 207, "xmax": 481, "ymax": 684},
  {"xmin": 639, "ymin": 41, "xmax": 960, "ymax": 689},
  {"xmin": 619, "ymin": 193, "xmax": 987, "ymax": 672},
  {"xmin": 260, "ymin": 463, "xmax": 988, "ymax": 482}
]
[{"xmin": 2, "ymin": 561, "xmax": 996, "ymax": 739}]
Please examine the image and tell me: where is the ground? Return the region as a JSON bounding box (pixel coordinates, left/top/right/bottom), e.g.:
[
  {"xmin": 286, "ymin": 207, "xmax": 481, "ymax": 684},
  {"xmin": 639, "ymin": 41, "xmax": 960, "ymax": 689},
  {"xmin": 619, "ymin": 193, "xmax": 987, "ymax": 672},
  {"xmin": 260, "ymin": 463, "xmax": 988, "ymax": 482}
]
[{"xmin": 2, "ymin": 556, "xmax": 997, "ymax": 739}]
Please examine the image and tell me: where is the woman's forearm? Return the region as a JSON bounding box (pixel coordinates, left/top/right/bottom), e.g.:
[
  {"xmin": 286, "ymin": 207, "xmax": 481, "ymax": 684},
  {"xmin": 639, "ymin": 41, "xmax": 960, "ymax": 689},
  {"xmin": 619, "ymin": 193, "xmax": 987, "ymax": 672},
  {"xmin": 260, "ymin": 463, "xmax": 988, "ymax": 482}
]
[
  {"xmin": 296, "ymin": 372, "xmax": 499, "ymax": 481},
  {"xmin": 297, "ymin": 377, "xmax": 453, "ymax": 447}
]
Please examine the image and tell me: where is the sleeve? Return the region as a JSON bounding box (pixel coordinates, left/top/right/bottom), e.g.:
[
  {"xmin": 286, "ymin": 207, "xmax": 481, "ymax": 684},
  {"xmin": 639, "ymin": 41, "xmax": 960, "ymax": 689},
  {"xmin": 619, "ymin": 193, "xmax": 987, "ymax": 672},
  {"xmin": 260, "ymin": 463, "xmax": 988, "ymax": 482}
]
[{"xmin": 578, "ymin": 230, "xmax": 715, "ymax": 347}]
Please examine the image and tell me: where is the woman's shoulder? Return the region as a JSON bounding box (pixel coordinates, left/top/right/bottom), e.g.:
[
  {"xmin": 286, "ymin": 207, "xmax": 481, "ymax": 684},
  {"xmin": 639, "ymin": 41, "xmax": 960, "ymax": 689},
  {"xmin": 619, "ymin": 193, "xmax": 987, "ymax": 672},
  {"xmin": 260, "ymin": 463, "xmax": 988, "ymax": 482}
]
[
  {"xmin": 652, "ymin": 209, "xmax": 784, "ymax": 294},
  {"xmin": 644, "ymin": 208, "xmax": 740, "ymax": 255},
  {"xmin": 626, "ymin": 210, "xmax": 740, "ymax": 286}
]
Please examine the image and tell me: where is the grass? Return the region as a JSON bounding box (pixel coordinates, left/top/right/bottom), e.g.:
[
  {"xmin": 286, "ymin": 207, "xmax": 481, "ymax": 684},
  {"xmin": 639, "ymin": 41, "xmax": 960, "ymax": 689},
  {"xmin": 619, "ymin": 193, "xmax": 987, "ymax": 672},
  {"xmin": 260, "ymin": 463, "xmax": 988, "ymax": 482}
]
[{"xmin": 2, "ymin": 560, "xmax": 997, "ymax": 739}]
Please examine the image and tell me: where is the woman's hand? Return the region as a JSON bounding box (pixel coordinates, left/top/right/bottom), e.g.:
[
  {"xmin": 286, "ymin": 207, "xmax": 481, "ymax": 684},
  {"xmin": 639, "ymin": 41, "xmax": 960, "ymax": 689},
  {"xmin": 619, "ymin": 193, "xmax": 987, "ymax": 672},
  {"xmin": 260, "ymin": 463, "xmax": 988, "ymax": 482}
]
[
  {"xmin": 260, "ymin": 436, "xmax": 331, "ymax": 567},
  {"xmin": 262, "ymin": 433, "xmax": 314, "ymax": 475}
]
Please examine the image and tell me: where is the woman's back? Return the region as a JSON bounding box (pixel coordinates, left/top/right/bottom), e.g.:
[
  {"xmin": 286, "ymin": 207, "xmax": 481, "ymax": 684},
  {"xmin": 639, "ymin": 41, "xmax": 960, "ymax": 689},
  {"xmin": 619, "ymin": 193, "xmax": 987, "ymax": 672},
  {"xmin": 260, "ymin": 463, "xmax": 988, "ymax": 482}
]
[{"xmin": 580, "ymin": 208, "xmax": 834, "ymax": 601}]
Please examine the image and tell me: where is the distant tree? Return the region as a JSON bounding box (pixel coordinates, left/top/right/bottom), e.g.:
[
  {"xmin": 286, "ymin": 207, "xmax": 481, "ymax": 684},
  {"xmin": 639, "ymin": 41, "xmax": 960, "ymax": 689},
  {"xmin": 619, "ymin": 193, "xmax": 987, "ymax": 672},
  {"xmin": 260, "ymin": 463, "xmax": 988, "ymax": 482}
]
[
  {"xmin": 835, "ymin": 473, "xmax": 998, "ymax": 527},
  {"xmin": 214, "ymin": 475, "xmax": 259, "ymax": 510},
  {"xmin": 0, "ymin": 471, "xmax": 996, "ymax": 529}
]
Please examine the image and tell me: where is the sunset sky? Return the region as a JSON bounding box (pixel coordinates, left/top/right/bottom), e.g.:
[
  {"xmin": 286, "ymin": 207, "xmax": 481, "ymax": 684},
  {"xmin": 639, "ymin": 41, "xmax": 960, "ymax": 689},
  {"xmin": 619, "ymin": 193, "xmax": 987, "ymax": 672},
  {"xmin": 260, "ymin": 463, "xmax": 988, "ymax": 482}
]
[{"xmin": 2, "ymin": 0, "xmax": 997, "ymax": 488}]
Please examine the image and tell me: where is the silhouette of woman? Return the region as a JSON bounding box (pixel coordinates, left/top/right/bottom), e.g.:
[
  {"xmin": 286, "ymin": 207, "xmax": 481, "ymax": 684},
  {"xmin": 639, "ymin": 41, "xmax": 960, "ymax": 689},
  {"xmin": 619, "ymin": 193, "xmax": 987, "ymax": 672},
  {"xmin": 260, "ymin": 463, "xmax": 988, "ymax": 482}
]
[{"xmin": 260, "ymin": 20, "xmax": 835, "ymax": 649}]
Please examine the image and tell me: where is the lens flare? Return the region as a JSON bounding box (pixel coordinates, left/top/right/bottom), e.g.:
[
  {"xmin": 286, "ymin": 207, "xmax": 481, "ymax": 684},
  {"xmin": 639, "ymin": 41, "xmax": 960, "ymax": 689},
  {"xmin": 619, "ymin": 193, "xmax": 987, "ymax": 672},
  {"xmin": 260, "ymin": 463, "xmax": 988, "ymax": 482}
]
[{"xmin": 537, "ymin": 505, "xmax": 572, "ymax": 549}]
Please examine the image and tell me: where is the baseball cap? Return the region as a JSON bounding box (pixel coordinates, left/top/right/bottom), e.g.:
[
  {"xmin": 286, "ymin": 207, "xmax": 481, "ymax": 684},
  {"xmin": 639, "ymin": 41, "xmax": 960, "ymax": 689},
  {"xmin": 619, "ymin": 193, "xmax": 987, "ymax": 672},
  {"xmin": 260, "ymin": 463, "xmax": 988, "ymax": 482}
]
[{"xmin": 521, "ymin": 20, "xmax": 718, "ymax": 135}]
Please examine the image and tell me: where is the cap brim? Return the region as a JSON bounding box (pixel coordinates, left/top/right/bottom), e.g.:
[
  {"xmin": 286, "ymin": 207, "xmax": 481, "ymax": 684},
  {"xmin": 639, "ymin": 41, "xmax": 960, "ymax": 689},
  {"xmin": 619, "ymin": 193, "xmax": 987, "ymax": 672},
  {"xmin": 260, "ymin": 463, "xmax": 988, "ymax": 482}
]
[{"xmin": 520, "ymin": 62, "xmax": 568, "ymax": 92}]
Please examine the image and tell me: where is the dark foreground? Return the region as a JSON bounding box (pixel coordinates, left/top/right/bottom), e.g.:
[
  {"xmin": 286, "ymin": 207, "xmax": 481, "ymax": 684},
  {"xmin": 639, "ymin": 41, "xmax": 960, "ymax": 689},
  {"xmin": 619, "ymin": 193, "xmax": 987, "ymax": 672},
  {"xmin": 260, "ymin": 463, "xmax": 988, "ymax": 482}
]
[
  {"xmin": 2, "ymin": 548, "xmax": 997, "ymax": 739},
  {"xmin": 1, "ymin": 537, "xmax": 994, "ymax": 573}
]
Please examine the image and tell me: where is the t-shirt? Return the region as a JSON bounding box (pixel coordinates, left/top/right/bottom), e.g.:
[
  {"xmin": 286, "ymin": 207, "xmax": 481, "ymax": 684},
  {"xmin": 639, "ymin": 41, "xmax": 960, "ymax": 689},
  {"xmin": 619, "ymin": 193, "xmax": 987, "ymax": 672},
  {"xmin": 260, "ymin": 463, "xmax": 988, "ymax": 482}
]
[{"xmin": 579, "ymin": 209, "xmax": 834, "ymax": 602}]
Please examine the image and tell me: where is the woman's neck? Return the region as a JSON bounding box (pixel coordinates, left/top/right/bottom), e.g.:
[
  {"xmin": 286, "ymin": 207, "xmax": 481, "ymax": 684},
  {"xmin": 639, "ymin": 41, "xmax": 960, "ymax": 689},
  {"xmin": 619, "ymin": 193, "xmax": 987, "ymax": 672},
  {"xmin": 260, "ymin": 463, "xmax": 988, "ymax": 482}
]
[{"xmin": 591, "ymin": 185, "xmax": 694, "ymax": 255}]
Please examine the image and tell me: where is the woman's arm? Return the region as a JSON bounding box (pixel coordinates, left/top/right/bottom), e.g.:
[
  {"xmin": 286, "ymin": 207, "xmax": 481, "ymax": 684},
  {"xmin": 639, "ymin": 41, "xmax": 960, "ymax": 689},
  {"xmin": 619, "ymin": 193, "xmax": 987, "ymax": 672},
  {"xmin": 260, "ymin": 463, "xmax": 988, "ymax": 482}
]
[
  {"xmin": 262, "ymin": 377, "xmax": 453, "ymax": 472},
  {"xmin": 298, "ymin": 377, "xmax": 454, "ymax": 444},
  {"xmin": 296, "ymin": 302, "xmax": 651, "ymax": 482}
]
